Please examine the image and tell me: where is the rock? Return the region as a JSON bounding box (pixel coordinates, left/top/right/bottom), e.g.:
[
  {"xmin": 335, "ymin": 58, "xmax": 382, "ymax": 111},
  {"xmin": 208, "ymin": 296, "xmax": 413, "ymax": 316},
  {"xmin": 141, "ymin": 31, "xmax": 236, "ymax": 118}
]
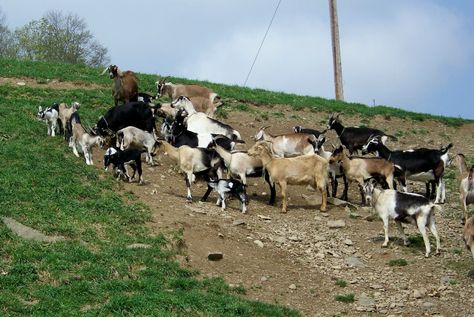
[
  {"xmin": 327, "ymin": 220, "xmax": 346, "ymax": 228},
  {"xmin": 413, "ymin": 289, "xmax": 424, "ymax": 299},
  {"xmin": 288, "ymin": 236, "xmax": 301, "ymax": 242},
  {"xmin": 232, "ymin": 219, "xmax": 246, "ymax": 226},
  {"xmin": 2, "ymin": 217, "xmax": 64, "ymax": 243},
  {"xmin": 314, "ymin": 234, "xmax": 326, "ymax": 242},
  {"xmin": 184, "ymin": 205, "xmax": 207, "ymax": 214},
  {"xmin": 301, "ymin": 193, "xmax": 322, "ymax": 205},
  {"xmin": 422, "ymin": 301, "xmax": 435, "ymax": 309},
  {"xmin": 257, "ymin": 215, "xmax": 271, "ymax": 221},
  {"xmin": 126, "ymin": 243, "xmax": 151, "ymax": 249},
  {"xmin": 207, "ymin": 252, "xmax": 223, "ymax": 261},
  {"xmin": 289, "ymin": 284, "xmax": 297, "ymax": 290},
  {"xmin": 356, "ymin": 292, "xmax": 376, "ymax": 312},
  {"xmin": 467, "ymin": 269, "xmax": 474, "ymax": 279},
  {"xmin": 254, "ymin": 240, "xmax": 264, "ymax": 248},
  {"xmin": 343, "ymin": 238, "xmax": 353, "ymax": 246},
  {"xmin": 271, "ymin": 236, "xmax": 286, "ymax": 244},
  {"xmin": 17, "ymin": 81, "xmax": 26, "ymax": 86},
  {"xmin": 261, "ymin": 276, "xmax": 268, "ymax": 282},
  {"xmin": 345, "ymin": 256, "xmax": 365, "ymax": 268}
]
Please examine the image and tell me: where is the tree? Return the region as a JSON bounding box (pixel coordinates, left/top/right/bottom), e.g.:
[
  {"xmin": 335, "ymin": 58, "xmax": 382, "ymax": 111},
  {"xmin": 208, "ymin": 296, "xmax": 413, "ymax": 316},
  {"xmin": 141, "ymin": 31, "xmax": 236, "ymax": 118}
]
[
  {"xmin": 0, "ymin": 8, "xmax": 18, "ymax": 58},
  {"xmin": 14, "ymin": 10, "xmax": 110, "ymax": 67}
]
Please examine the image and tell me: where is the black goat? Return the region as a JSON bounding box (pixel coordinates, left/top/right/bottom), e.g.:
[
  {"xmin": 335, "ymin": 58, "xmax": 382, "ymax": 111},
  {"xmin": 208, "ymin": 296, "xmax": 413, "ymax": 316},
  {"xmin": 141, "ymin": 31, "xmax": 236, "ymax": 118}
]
[
  {"xmin": 201, "ymin": 178, "xmax": 249, "ymax": 213},
  {"xmin": 362, "ymin": 135, "xmax": 452, "ymax": 203},
  {"xmin": 104, "ymin": 147, "xmax": 144, "ymax": 184},
  {"xmin": 327, "ymin": 113, "xmax": 397, "ymax": 154}
]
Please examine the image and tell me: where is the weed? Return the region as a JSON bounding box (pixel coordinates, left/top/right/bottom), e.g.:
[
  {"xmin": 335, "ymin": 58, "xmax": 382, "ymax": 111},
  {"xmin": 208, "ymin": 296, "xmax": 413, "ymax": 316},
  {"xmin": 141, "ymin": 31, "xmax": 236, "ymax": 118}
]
[
  {"xmin": 388, "ymin": 258, "xmax": 408, "ymax": 267},
  {"xmin": 335, "ymin": 279, "xmax": 347, "ymax": 288},
  {"xmin": 335, "ymin": 293, "xmax": 355, "ymax": 303}
]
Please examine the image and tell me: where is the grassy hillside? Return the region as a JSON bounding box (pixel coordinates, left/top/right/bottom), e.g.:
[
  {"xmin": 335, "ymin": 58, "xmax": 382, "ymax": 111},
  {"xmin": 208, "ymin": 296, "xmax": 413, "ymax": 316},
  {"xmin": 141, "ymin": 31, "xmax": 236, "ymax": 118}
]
[
  {"xmin": 0, "ymin": 59, "xmax": 472, "ymax": 127},
  {"xmin": 0, "ymin": 60, "xmax": 298, "ymax": 316}
]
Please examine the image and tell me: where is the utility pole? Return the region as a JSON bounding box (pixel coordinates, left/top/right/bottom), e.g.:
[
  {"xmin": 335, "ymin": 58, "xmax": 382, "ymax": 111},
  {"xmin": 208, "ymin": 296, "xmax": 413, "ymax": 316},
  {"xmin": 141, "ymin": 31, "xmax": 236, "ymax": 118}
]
[{"xmin": 329, "ymin": 0, "xmax": 344, "ymax": 100}]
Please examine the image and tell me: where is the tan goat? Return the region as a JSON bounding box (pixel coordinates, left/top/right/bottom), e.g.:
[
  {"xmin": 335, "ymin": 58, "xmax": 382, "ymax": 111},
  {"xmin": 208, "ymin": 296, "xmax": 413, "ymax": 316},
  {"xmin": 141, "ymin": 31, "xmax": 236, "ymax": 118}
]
[
  {"xmin": 248, "ymin": 141, "xmax": 328, "ymax": 213},
  {"xmin": 451, "ymin": 153, "xmax": 474, "ymax": 223},
  {"xmin": 464, "ymin": 216, "xmax": 474, "ymax": 260},
  {"xmin": 58, "ymin": 102, "xmax": 80, "ymax": 139},
  {"xmin": 254, "ymin": 126, "xmax": 317, "ymax": 157},
  {"xmin": 329, "ymin": 146, "xmax": 397, "ymax": 204}
]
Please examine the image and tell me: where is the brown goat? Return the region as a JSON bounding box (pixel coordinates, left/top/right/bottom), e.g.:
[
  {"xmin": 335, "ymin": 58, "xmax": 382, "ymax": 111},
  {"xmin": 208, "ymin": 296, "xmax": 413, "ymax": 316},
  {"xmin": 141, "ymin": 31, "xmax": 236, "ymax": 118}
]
[
  {"xmin": 451, "ymin": 153, "xmax": 474, "ymax": 223},
  {"xmin": 102, "ymin": 65, "xmax": 138, "ymax": 106},
  {"xmin": 248, "ymin": 141, "xmax": 328, "ymax": 213},
  {"xmin": 329, "ymin": 146, "xmax": 396, "ymax": 204},
  {"xmin": 58, "ymin": 102, "xmax": 80, "ymax": 139}
]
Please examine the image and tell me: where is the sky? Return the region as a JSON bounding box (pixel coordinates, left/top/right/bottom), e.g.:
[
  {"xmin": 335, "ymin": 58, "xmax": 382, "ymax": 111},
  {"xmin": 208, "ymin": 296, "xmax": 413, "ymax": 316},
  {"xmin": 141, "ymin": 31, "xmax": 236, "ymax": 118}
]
[{"xmin": 1, "ymin": 0, "xmax": 473, "ymax": 119}]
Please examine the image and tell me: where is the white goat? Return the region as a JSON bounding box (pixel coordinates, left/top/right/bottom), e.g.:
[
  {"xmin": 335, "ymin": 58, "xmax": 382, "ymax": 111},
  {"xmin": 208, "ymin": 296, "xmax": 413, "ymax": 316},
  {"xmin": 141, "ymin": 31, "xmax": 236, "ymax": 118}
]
[
  {"xmin": 116, "ymin": 126, "xmax": 156, "ymax": 165},
  {"xmin": 254, "ymin": 126, "xmax": 316, "ymax": 157},
  {"xmin": 69, "ymin": 113, "xmax": 103, "ymax": 165},
  {"xmin": 363, "ymin": 180, "xmax": 441, "ymax": 257},
  {"xmin": 37, "ymin": 105, "xmax": 59, "ymax": 136},
  {"xmin": 171, "ymin": 96, "xmax": 241, "ymax": 140}
]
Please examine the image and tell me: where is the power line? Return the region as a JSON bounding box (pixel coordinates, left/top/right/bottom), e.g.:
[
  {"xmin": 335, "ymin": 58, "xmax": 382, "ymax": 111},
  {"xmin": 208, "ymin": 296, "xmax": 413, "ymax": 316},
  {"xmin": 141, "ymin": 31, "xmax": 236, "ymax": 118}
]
[{"xmin": 243, "ymin": 0, "xmax": 282, "ymax": 87}]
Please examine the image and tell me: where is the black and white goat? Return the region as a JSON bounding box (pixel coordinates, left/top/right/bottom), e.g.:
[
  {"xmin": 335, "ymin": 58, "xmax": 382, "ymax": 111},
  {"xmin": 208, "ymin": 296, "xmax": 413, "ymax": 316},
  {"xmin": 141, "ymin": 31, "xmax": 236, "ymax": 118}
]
[
  {"xmin": 201, "ymin": 178, "xmax": 249, "ymax": 213},
  {"xmin": 103, "ymin": 147, "xmax": 144, "ymax": 184},
  {"xmin": 362, "ymin": 135, "xmax": 452, "ymax": 203},
  {"xmin": 116, "ymin": 126, "xmax": 157, "ymax": 165},
  {"xmin": 68, "ymin": 112, "xmax": 104, "ymax": 165},
  {"xmin": 363, "ymin": 179, "xmax": 441, "ymax": 257},
  {"xmin": 37, "ymin": 104, "xmax": 59, "ymax": 136},
  {"xmin": 170, "ymin": 96, "xmax": 241, "ymax": 141},
  {"xmin": 327, "ymin": 113, "xmax": 397, "ymax": 154}
]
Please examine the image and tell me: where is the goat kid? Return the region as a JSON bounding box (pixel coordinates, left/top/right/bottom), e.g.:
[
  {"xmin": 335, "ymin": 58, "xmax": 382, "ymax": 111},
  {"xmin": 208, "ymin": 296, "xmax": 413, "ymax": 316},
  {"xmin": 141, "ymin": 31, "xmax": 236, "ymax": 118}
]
[
  {"xmin": 254, "ymin": 126, "xmax": 316, "ymax": 157},
  {"xmin": 104, "ymin": 147, "xmax": 144, "ymax": 184},
  {"xmin": 363, "ymin": 180, "xmax": 441, "ymax": 257},
  {"xmin": 68, "ymin": 112, "xmax": 103, "ymax": 165},
  {"xmin": 37, "ymin": 104, "xmax": 59, "ymax": 136},
  {"xmin": 201, "ymin": 178, "xmax": 249, "ymax": 213},
  {"xmin": 450, "ymin": 154, "xmax": 474, "ymax": 223}
]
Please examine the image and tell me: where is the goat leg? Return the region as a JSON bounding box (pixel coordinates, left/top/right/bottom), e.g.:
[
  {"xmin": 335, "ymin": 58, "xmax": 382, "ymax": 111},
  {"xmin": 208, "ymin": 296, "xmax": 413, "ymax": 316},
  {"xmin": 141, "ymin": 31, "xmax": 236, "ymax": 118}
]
[{"xmin": 200, "ymin": 186, "xmax": 213, "ymax": 202}]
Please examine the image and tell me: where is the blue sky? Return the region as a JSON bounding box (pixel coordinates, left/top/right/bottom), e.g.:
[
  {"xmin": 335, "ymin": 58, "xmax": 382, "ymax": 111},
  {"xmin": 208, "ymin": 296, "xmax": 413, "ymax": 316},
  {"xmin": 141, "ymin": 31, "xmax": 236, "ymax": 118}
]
[{"xmin": 1, "ymin": 1, "xmax": 473, "ymax": 119}]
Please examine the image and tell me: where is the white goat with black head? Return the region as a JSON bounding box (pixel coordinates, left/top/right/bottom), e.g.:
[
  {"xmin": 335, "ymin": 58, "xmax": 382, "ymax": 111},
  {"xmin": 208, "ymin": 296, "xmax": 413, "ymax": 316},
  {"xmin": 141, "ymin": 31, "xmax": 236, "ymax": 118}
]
[
  {"xmin": 363, "ymin": 179, "xmax": 441, "ymax": 258},
  {"xmin": 201, "ymin": 178, "xmax": 249, "ymax": 213},
  {"xmin": 37, "ymin": 104, "xmax": 59, "ymax": 136},
  {"xmin": 254, "ymin": 126, "xmax": 316, "ymax": 157},
  {"xmin": 68, "ymin": 112, "xmax": 104, "ymax": 165}
]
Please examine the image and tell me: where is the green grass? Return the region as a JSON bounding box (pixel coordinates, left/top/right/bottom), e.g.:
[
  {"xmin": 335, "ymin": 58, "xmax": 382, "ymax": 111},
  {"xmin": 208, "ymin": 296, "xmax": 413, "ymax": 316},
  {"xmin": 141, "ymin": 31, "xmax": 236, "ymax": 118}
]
[
  {"xmin": 0, "ymin": 58, "xmax": 472, "ymax": 126},
  {"xmin": 334, "ymin": 293, "xmax": 355, "ymax": 303},
  {"xmin": 388, "ymin": 258, "xmax": 408, "ymax": 267},
  {"xmin": 335, "ymin": 279, "xmax": 347, "ymax": 288},
  {"xmin": 0, "ymin": 84, "xmax": 298, "ymax": 315}
]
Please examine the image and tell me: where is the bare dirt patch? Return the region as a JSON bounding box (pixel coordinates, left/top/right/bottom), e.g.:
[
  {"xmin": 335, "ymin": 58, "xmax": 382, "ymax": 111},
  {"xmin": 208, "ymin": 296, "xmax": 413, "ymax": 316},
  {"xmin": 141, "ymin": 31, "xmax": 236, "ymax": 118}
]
[
  {"xmin": 88, "ymin": 104, "xmax": 473, "ymax": 316},
  {"xmin": 0, "ymin": 76, "xmax": 105, "ymax": 90}
]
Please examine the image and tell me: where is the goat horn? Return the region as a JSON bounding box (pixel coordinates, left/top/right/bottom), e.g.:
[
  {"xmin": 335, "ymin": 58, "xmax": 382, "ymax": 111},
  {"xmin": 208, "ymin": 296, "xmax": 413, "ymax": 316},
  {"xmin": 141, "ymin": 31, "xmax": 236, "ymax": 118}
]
[
  {"xmin": 101, "ymin": 66, "xmax": 109, "ymax": 75},
  {"xmin": 260, "ymin": 125, "xmax": 271, "ymax": 130}
]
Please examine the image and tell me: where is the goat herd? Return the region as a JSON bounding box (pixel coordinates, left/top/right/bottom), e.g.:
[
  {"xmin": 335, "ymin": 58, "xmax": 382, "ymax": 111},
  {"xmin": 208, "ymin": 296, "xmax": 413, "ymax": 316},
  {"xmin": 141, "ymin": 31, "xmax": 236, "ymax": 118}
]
[{"xmin": 35, "ymin": 64, "xmax": 474, "ymax": 261}]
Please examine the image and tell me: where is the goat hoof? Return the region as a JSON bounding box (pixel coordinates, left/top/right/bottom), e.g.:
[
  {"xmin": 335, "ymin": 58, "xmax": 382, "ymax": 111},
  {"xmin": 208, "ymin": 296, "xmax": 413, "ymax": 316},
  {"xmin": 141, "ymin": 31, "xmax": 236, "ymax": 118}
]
[{"xmin": 381, "ymin": 244, "xmax": 388, "ymax": 248}]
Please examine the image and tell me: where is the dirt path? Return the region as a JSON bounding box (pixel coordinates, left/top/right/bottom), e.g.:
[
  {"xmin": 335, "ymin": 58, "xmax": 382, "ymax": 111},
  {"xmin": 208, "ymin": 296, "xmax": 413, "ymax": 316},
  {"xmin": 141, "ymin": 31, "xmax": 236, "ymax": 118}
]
[{"xmin": 103, "ymin": 107, "xmax": 474, "ymax": 317}]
